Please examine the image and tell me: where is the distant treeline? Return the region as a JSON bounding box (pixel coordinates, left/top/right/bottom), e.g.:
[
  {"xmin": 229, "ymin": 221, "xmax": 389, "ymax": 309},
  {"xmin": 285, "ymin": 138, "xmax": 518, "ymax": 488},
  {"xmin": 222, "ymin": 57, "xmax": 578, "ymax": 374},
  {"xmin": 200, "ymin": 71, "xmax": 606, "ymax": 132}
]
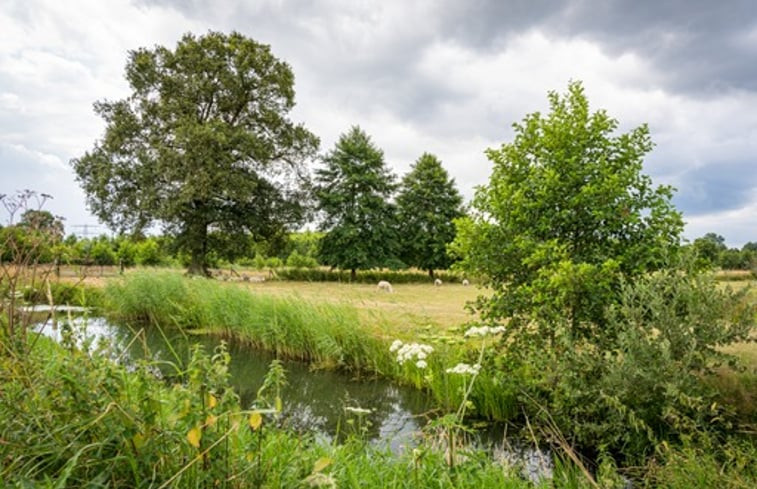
[
  {"xmin": 686, "ymin": 232, "xmax": 757, "ymax": 271},
  {"xmin": 2, "ymin": 211, "xmax": 755, "ymax": 276}
]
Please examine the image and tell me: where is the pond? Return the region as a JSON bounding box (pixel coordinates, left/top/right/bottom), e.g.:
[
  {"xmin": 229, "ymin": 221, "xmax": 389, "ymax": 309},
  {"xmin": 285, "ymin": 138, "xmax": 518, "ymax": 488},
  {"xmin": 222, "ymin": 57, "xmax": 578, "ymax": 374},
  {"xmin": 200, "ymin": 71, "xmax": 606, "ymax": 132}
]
[{"xmin": 36, "ymin": 315, "xmax": 553, "ymax": 480}]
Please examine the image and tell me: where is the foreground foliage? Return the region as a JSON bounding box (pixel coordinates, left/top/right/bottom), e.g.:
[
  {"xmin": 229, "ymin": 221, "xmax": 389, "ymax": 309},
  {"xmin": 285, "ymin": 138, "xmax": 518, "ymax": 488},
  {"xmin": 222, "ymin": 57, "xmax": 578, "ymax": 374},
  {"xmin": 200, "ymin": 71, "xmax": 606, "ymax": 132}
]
[
  {"xmin": 453, "ymin": 82, "xmax": 755, "ymax": 463},
  {"xmin": 0, "ymin": 333, "xmax": 550, "ymax": 488},
  {"xmin": 2, "ymin": 321, "xmax": 754, "ymax": 488}
]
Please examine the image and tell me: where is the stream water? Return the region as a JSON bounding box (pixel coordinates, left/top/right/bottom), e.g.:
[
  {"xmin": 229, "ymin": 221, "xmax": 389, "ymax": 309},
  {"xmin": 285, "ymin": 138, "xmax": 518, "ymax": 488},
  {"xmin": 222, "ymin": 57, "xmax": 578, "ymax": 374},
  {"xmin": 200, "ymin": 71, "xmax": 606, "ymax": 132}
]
[{"xmin": 36, "ymin": 315, "xmax": 553, "ymax": 481}]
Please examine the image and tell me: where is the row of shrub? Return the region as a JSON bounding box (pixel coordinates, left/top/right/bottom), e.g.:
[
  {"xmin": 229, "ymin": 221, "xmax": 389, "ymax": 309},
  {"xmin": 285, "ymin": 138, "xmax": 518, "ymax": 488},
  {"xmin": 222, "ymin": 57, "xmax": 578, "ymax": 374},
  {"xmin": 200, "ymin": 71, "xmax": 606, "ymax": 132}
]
[
  {"xmin": 20, "ymin": 281, "xmax": 104, "ymax": 307},
  {"xmin": 275, "ymin": 267, "xmax": 469, "ymax": 284}
]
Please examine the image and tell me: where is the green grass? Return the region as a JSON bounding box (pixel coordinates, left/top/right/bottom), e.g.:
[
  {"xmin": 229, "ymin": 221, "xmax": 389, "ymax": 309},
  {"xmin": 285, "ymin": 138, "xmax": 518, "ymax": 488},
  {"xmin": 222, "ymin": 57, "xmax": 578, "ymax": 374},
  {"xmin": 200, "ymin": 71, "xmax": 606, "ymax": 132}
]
[{"xmin": 4, "ymin": 328, "xmax": 753, "ymax": 488}]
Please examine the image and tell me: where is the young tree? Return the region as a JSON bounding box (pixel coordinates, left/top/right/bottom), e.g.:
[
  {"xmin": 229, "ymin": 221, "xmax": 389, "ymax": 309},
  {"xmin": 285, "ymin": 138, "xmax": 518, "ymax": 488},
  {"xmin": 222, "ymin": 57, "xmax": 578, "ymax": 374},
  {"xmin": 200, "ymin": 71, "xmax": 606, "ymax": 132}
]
[
  {"xmin": 315, "ymin": 126, "xmax": 398, "ymax": 280},
  {"xmin": 396, "ymin": 153, "xmax": 464, "ymax": 277},
  {"xmin": 452, "ymin": 81, "xmax": 683, "ymax": 342},
  {"xmin": 692, "ymin": 232, "xmax": 727, "ymax": 267},
  {"xmin": 72, "ymin": 32, "xmax": 318, "ymax": 275},
  {"xmin": 18, "ymin": 210, "xmax": 65, "ymax": 242}
]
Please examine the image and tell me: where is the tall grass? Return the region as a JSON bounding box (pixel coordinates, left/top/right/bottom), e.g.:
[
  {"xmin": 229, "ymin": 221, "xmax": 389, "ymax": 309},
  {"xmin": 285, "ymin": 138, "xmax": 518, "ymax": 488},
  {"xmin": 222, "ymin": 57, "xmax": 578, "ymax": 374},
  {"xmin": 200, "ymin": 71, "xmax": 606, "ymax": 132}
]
[{"xmin": 105, "ymin": 271, "xmax": 393, "ymax": 373}]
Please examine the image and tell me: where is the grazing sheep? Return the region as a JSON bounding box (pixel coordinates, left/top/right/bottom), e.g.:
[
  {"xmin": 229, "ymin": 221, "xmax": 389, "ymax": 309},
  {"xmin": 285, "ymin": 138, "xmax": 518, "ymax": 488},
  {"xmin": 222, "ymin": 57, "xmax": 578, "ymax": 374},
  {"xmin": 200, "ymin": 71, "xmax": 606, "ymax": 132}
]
[
  {"xmin": 462, "ymin": 279, "xmax": 470, "ymax": 286},
  {"xmin": 434, "ymin": 278, "xmax": 443, "ymax": 286},
  {"xmin": 377, "ymin": 280, "xmax": 393, "ymax": 293}
]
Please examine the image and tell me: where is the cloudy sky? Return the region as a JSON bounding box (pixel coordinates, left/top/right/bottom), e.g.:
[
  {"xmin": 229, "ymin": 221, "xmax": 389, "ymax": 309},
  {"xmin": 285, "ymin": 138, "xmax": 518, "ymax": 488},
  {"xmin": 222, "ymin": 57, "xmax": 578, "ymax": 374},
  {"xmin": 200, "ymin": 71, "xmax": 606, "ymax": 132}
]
[{"xmin": 1, "ymin": 0, "xmax": 756, "ymax": 245}]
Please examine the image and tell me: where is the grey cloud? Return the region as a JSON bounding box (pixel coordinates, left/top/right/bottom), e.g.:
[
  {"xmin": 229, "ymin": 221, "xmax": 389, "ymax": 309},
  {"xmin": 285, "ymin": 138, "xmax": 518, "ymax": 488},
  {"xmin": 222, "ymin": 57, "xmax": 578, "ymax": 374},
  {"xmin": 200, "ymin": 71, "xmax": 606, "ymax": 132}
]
[{"xmin": 673, "ymin": 158, "xmax": 757, "ymax": 215}]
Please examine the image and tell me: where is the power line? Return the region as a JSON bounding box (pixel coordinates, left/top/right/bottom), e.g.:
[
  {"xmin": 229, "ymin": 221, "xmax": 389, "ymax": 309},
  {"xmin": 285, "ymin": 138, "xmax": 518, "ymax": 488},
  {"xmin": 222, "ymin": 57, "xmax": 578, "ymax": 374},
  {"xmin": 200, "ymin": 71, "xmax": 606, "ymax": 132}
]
[{"xmin": 70, "ymin": 224, "xmax": 102, "ymax": 238}]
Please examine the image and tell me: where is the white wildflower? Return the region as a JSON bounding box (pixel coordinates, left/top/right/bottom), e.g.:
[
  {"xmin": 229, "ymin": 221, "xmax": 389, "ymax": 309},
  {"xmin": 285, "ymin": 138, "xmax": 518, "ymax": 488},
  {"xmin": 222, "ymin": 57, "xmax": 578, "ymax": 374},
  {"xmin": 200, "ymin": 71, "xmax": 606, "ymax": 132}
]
[
  {"xmin": 415, "ymin": 360, "xmax": 428, "ymax": 369},
  {"xmin": 445, "ymin": 363, "xmax": 481, "ymax": 375},
  {"xmin": 344, "ymin": 406, "xmax": 372, "ymax": 415},
  {"xmin": 464, "ymin": 325, "xmax": 506, "ymax": 337},
  {"xmin": 395, "ymin": 342, "xmax": 434, "ymax": 365},
  {"xmin": 389, "ymin": 339, "xmax": 403, "ymax": 352}
]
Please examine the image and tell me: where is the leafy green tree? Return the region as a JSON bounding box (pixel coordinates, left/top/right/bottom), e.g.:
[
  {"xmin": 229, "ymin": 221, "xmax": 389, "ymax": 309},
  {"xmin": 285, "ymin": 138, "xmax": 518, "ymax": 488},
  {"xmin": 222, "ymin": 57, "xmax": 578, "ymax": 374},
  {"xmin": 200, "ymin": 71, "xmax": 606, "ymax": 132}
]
[
  {"xmin": 91, "ymin": 239, "xmax": 116, "ymax": 267},
  {"xmin": 719, "ymin": 248, "xmax": 748, "ymax": 269},
  {"xmin": 452, "ymin": 81, "xmax": 682, "ymax": 343},
  {"xmin": 396, "ymin": 153, "xmax": 464, "ymax": 277},
  {"xmin": 692, "ymin": 232, "xmax": 727, "ymax": 267},
  {"xmin": 135, "ymin": 239, "xmax": 163, "ymax": 266},
  {"xmin": 315, "ymin": 127, "xmax": 398, "ymax": 280},
  {"xmin": 115, "ymin": 237, "xmax": 137, "ymax": 268},
  {"xmin": 742, "ymin": 241, "xmax": 757, "ymax": 253},
  {"xmin": 72, "ymin": 31, "xmax": 318, "ymax": 275},
  {"xmin": 18, "ymin": 210, "xmax": 65, "ymax": 242}
]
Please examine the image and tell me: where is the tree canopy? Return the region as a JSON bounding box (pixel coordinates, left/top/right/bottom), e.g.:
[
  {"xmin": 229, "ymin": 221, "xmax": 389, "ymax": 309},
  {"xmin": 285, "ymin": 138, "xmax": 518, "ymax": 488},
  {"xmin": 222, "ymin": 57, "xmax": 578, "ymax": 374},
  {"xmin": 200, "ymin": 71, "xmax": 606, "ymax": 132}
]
[
  {"xmin": 396, "ymin": 153, "xmax": 464, "ymax": 276},
  {"xmin": 72, "ymin": 31, "xmax": 318, "ymax": 274},
  {"xmin": 452, "ymin": 81, "xmax": 683, "ymax": 341},
  {"xmin": 315, "ymin": 126, "xmax": 398, "ymax": 279}
]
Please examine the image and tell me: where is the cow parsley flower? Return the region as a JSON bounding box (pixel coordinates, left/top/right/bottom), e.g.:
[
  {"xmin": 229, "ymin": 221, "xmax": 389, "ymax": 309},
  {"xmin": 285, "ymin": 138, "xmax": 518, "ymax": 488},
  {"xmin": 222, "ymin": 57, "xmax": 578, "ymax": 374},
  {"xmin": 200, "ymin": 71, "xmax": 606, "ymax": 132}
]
[
  {"xmin": 445, "ymin": 363, "xmax": 481, "ymax": 375},
  {"xmin": 464, "ymin": 325, "xmax": 506, "ymax": 337},
  {"xmin": 391, "ymin": 341, "xmax": 433, "ymax": 366}
]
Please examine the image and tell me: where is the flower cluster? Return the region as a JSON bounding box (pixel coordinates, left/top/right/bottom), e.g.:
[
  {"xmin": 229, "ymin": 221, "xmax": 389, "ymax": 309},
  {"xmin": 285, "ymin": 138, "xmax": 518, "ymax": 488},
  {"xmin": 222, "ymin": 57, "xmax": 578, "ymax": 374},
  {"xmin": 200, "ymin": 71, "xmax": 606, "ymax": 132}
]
[
  {"xmin": 389, "ymin": 340, "xmax": 433, "ymax": 369},
  {"xmin": 445, "ymin": 363, "xmax": 481, "ymax": 375},
  {"xmin": 344, "ymin": 406, "xmax": 372, "ymax": 415},
  {"xmin": 463, "ymin": 325, "xmax": 506, "ymax": 338}
]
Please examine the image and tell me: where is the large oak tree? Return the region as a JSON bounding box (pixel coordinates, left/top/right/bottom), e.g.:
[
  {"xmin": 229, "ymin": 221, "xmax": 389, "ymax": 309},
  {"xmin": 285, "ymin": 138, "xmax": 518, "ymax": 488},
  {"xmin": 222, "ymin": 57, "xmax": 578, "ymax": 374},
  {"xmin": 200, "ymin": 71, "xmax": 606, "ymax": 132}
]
[{"xmin": 72, "ymin": 32, "xmax": 318, "ymax": 274}]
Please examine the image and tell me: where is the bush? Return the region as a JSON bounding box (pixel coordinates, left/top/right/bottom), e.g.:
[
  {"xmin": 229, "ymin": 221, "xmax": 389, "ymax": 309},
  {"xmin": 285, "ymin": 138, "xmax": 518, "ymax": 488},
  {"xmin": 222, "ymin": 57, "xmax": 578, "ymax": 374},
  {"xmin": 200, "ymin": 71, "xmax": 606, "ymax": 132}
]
[
  {"xmin": 135, "ymin": 239, "xmax": 163, "ymax": 266},
  {"xmin": 285, "ymin": 250, "xmax": 318, "ymax": 268},
  {"xmin": 22, "ymin": 282, "xmax": 103, "ymax": 308},
  {"xmin": 265, "ymin": 256, "xmax": 283, "ymax": 269},
  {"xmin": 502, "ymin": 268, "xmax": 755, "ymax": 462}
]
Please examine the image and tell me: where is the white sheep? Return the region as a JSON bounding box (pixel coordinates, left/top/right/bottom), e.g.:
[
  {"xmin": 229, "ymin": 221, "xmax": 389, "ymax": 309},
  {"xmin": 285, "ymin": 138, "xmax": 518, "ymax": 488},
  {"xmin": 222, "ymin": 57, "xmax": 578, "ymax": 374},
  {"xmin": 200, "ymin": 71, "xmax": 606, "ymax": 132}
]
[
  {"xmin": 377, "ymin": 280, "xmax": 393, "ymax": 293},
  {"xmin": 462, "ymin": 279, "xmax": 470, "ymax": 286},
  {"xmin": 434, "ymin": 278, "xmax": 442, "ymax": 286}
]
